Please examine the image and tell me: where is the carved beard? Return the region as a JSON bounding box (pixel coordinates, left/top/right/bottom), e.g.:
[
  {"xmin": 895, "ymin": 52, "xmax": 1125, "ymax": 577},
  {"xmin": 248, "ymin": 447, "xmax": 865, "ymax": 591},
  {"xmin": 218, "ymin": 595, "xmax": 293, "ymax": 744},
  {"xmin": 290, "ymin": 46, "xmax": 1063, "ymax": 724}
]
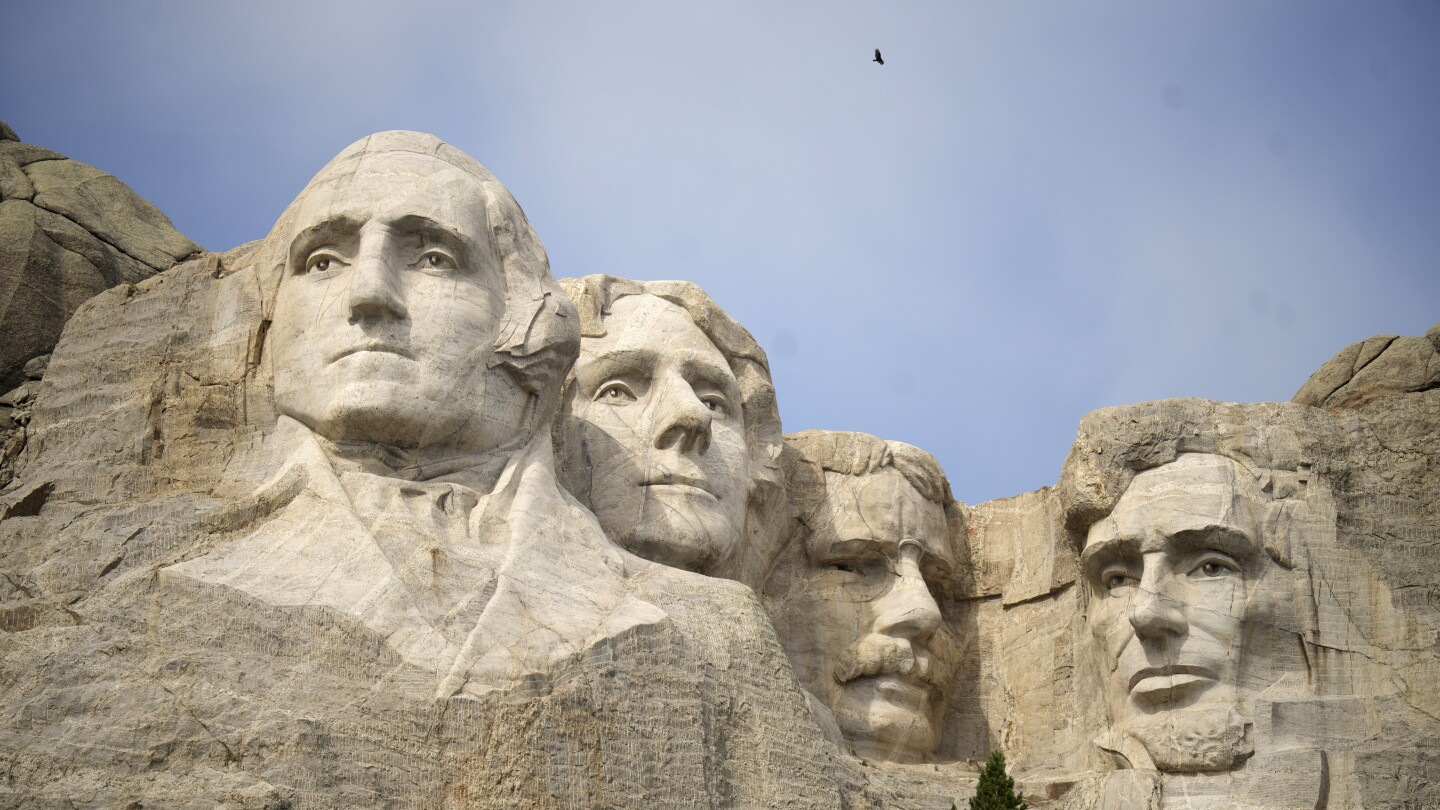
[{"xmin": 1098, "ymin": 706, "xmax": 1253, "ymax": 774}]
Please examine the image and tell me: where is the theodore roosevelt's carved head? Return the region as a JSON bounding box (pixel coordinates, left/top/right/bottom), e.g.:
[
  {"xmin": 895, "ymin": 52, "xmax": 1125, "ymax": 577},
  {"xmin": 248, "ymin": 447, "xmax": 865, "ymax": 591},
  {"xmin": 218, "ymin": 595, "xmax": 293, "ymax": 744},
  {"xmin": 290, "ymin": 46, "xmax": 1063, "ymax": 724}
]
[
  {"xmin": 766, "ymin": 431, "xmax": 960, "ymax": 763},
  {"xmin": 554, "ymin": 276, "xmax": 783, "ymax": 580},
  {"xmin": 265, "ymin": 132, "xmax": 576, "ymax": 459}
]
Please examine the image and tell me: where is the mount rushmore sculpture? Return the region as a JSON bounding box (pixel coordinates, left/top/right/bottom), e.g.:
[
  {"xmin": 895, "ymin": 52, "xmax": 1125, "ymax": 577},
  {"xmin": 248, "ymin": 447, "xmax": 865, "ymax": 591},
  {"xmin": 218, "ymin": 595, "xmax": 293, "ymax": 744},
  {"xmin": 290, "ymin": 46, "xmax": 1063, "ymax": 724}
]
[{"xmin": 1, "ymin": 129, "xmax": 1437, "ymax": 809}]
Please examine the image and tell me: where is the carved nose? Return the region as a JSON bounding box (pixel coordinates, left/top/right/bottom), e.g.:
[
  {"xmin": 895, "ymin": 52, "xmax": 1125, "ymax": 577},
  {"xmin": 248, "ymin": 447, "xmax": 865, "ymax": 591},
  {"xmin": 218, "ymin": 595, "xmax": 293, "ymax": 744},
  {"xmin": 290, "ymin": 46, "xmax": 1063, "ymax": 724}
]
[
  {"xmin": 348, "ymin": 249, "xmax": 408, "ymax": 322},
  {"xmin": 652, "ymin": 380, "xmax": 712, "ymax": 455},
  {"xmin": 1127, "ymin": 587, "xmax": 1188, "ymax": 639},
  {"xmin": 874, "ymin": 551, "xmax": 942, "ymax": 642}
]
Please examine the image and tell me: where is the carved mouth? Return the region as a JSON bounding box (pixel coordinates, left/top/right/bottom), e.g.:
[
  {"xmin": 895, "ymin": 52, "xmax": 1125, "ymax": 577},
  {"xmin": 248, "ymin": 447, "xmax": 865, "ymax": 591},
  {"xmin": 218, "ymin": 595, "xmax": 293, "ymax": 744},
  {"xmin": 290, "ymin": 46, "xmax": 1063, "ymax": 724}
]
[
  {"xmin": 331, "ymin": 342, "xmax": 414, "ymax": 363},
  {"xmin": 642, "ymin": 475, "xmax": 714, "ymax": 496},
  {"xmin": 835, "ymin": 650, "xmax": 941, "ymax": 693},
  {"xmin": 863, "ymin": 674, "xmax": 936, "ymax": 704},
  {"xmin": 1127, "ymin": 665, "xmax": 1217, "ymax": 694}
]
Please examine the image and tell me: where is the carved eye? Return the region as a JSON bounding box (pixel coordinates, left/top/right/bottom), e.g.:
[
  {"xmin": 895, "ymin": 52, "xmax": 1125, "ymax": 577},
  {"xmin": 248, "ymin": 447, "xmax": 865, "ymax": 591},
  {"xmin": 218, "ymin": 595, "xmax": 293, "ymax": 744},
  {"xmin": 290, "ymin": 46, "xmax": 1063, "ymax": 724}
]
[
  {"xmin": 1099, "ymin": 566, "xmax": 1137, "ymax": 592},
  {"xmin": 1191, "ymin": 557, "xmax": 1239, "ymax": 579},
  {"xmin": 701, "ymin": 395, "xmax": 729, "ymax": 415},
  {"xmin": 595, "ymin": 382, "xmax": 636, "ymax": 404},
  {"xmin": 826, "ymin": 551, "xmax": 883, "ymax": 579},
  {"xmin": 418, "ymin": 250, "xmax": 457, "ymax": 271},
  {"xmin": 303, "ymin": 251, "xmax": 344, "ymax": 275},
  {"xmin": 1105, "ymin": 574, "xmax": 1135, "ymax": 591}
]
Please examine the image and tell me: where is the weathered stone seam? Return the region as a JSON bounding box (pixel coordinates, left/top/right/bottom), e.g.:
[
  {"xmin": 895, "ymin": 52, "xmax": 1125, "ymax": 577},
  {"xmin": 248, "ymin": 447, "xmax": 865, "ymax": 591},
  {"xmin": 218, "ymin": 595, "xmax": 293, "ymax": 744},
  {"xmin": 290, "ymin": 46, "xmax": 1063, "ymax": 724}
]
[
  {"xmin": 1000, "ymin": 580, "xmax": 1076, "ymax": 610},
  {"xmin": 1317, "ymin": 336, "xmax": 1401, "ymax": 406},
  {"xmin": 13, "ymin": 156, "xmax": 67, "ymax": 168},
  {"xmin": 25, "ymin": 196, "xmax": 179, "ymax": 274},
  {"xmin": 1347, "ymin": 336, "xmax": 1400, "ymax": 378}
]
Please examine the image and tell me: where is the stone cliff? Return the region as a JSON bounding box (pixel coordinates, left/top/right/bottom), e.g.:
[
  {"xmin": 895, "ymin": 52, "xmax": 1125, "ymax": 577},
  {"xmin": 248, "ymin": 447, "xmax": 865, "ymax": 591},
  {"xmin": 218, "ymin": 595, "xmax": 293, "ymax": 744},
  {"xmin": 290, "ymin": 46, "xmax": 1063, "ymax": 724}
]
[{"xmin": 0, "ymin": 130, "xmax": 1435, "ymax": 809}]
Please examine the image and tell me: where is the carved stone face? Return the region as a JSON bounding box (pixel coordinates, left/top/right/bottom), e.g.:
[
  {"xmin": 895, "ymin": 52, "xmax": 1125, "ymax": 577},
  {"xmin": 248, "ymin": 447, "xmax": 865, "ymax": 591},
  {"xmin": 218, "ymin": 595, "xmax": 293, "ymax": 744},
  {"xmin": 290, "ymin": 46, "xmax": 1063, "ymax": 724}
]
[
  {"xmin": 770, "ymin": 467, "xmax": 957, "ymax": 762},
  {"xmin": 270, "ymin": 155, "xmax": 527, "ymax": 454},
  {"xmin": 558, "ymin": 294, "xmax": 751, "ymax": 572},
  {"xmin": 1082, "ymin": 454, "xmax": 1273, "ymax": 736}
]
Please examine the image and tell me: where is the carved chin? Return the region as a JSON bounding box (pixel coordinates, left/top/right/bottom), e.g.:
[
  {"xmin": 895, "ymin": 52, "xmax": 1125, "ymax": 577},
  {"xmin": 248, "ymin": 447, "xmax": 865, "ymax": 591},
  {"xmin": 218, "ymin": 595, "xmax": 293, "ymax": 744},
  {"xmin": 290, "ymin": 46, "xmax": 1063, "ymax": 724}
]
[
  {"xmin": 602, "ymin": 491, "xmax": 741, "ymax": 573},
  {"xmin": 1117, "ymin": 706, "xmax": 1253, "ymax": 773},
  {"xmin": 618, "ymin": 518, "xmax": 731, "ymax": 574},
  {"xmin": 830, "ymin": 682, "xmax": 938, "ymax": 761},
  {"xmin": 312, "ymin": 390, "xmax": 428, "ymax": 447}
]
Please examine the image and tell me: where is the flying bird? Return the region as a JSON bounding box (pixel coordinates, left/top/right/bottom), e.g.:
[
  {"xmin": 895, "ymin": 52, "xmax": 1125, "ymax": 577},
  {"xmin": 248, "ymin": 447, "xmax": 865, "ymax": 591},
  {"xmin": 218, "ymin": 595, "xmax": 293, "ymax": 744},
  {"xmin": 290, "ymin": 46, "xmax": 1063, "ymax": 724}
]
[{"xmin": 873, "ymin": 49, "xmax": 884, "ymax": 65}]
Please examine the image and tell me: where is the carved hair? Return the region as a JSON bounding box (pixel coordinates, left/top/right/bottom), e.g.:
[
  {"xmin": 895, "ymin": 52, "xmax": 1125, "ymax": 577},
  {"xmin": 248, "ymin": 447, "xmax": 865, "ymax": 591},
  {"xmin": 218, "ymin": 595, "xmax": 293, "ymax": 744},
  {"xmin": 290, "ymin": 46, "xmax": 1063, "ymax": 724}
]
[
  {"xmin": 1058, "ymin": 398, "xmax": 1337, "ymax": 569},
  {"xmin": 769, "ymin": 430, "xmax": 960, "ymax": 597},
  {"xmin": 782, "ymin": 430, "xmax": 953, "ymax": 506},
  {"xmin": 256, "ymin": 131, "xmax": 579, "ymax": 415},
  {"xmin": 557, "ymin": 274, "xmax": 785, "ymax": 586}
]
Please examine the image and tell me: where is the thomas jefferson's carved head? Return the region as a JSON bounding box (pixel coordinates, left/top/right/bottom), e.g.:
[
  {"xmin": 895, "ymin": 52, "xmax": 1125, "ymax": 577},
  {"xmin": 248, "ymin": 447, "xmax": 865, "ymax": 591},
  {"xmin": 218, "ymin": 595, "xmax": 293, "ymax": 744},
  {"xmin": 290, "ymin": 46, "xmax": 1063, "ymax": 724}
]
[
  {"xmin": 554, "ymin": 276, "xmax": 783, "ymax": 580},
  {"xmin": 264, "ymin": 132, "xmax": 576, "ymax": 460}
]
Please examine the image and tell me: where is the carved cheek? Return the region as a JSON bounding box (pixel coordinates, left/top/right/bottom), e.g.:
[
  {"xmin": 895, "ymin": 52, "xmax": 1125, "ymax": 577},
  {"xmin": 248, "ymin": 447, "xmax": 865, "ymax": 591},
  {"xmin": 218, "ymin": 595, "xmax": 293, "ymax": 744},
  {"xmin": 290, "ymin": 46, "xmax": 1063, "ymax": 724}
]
[
  {"xmin": 1097, "ymin": 600, "xmax": 1135, "ymax": 669},
  {"xmin": 1185, "ymin": 580, "xmax": 1247, "ymax": 649}
]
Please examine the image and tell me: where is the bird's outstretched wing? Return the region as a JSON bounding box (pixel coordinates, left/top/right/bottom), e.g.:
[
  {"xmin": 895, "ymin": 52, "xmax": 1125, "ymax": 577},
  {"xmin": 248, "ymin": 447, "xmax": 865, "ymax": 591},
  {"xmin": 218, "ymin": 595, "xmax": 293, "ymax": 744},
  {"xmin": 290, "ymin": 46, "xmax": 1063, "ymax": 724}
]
[{"xmin": 873, "ymin": 49, "xmax": 884, "ymax": 65}]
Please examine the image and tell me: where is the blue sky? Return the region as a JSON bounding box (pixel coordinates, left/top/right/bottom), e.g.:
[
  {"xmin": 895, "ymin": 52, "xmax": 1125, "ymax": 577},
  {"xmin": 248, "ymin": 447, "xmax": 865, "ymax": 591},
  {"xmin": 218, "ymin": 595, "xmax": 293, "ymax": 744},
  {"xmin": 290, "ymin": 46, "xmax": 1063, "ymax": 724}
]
[{"xmin": 3, "ymin": 2, "xmax": 1436, "ymax": 504}]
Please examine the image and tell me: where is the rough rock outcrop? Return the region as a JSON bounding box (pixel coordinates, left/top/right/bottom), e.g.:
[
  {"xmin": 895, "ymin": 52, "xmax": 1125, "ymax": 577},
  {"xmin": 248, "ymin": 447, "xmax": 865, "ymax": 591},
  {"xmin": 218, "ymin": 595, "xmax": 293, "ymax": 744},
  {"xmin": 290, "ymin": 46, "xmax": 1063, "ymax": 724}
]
[
  {"xmin": 0, "ymin": 121, "xmax": 200, "ymax": 390},
  {"xmin": 1293, "ymin": 323, "xmax": 1440, "ymax": 410}
]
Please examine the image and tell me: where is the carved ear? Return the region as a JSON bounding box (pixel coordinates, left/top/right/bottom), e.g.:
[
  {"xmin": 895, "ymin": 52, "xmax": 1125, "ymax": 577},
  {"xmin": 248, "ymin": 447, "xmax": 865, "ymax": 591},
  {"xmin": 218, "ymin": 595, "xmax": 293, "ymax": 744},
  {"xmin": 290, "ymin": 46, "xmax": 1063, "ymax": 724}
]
[{"xmin": 490, "ymin": 290, "xmax": 580, "ymax": 398}]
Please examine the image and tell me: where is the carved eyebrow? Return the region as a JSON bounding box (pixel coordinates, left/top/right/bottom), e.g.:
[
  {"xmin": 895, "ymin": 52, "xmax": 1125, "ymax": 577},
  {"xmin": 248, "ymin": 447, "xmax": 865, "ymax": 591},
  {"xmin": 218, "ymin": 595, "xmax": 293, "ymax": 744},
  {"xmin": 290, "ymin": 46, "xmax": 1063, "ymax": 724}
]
[
  {"xmin": 1080, "ymin": 533, "xmax": 1138, "ymax": 572},
  {"xmin": 287, "ymin": 216, "xmax": 362, "ymax": 269},
  {"xmin": 584, "ymin": 347, "xmax": 659, "ymax": 372},
  {"xmin": 576, "ymin": 348, "xmax": 661, "ymax": 391},
  {"xmin": 678, "ymin": 353, "xmax": 740, "ymax": 395},
  {"xmin": 1167, "ymin": 526, "xmax": 1258, "ymax": 560},
  {"xmin": 384, "ymin": 214, "xmax": 474, "ymax": 255}
]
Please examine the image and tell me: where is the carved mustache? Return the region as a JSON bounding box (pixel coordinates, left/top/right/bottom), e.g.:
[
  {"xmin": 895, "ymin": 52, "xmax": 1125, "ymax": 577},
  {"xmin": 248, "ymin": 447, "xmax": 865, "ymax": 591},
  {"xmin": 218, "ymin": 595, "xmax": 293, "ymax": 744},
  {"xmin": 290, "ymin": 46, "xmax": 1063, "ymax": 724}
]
[
  {"xmin": 641, "ymin": 473, "xmax": 714, "ymax": 495},
  {"xmin": 833, "ymin": 637, "xmax": 942, "ymax": 693}
]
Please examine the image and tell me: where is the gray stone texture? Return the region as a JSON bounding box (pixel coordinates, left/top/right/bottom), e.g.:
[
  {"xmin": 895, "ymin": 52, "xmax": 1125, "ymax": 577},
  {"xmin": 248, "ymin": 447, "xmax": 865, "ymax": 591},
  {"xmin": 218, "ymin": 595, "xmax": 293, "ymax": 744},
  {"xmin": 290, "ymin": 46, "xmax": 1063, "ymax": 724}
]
[
  {"xmin": 1293, "ymin": 324, "xmax": 1440, "ymax": 410},
  {"xmin": 0, "ymin": 121, "xmax": 200, "ymax": 390},
  {"xmin": 0, "ymin": 129, "xmax": 1436, "ymax": 808}
]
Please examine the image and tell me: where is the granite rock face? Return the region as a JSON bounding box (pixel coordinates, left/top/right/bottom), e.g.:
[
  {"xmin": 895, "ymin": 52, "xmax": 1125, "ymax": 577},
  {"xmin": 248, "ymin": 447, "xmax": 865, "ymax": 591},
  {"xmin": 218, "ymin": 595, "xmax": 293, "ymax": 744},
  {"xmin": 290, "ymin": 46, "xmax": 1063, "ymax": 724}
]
[
  {"xmin": 1293, "ymin": 325, "xmax": 1440, "ymax": 410},
  {"xmin": 0, "ymin": 121, "xmax": 200, "ymax": 390},
  {"xmin": 0, "ymin": 129, "xmax": 1436, "ymax": 808}
]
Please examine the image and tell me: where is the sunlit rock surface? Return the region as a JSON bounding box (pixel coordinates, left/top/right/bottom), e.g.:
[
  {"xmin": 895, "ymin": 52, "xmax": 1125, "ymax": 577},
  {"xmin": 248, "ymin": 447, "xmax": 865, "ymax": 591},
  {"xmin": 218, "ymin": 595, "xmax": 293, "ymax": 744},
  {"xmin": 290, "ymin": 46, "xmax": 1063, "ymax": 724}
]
[
  {"xmin": 0, "ymin": 121, "xmax": 199, "ymax": 390},
  {"xmin": 0, "ymin": 129, "xmax": 1436, "ymax": 808}
]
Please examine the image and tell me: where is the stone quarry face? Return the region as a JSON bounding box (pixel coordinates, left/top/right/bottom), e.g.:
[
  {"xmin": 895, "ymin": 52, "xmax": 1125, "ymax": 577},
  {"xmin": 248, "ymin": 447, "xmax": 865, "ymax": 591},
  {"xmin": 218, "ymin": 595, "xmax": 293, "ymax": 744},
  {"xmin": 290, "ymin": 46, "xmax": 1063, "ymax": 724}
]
[
  {"xmin": 558, "ymin": 292, "xmax": 752, "ymax": 574},
  {"xmin": 2, "ymin": 126, "xmax": 1439, "ymax": 808},
  {"xmin": 776, "ymin": 465, "xmax": 958, "ymax": 761}
]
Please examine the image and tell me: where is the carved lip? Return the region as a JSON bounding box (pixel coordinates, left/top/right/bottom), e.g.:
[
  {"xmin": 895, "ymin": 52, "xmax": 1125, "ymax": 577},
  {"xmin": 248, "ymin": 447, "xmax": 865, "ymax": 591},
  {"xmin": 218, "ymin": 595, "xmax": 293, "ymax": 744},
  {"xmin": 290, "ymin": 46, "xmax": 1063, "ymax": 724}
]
[
  {"xmin": 641, "ymin": 475, "xmax": 714, "ymax": 496},
  {"xmin": 331, "ymin": 341, "xmax": 414, "ymax": 362},
  {"xmin": 849, "ymin": 673, "xmax": 939, "ymax": 705},
  {"xmin": 1127, "ymin": 664, "xmax": 1216, "ymax": 693}
]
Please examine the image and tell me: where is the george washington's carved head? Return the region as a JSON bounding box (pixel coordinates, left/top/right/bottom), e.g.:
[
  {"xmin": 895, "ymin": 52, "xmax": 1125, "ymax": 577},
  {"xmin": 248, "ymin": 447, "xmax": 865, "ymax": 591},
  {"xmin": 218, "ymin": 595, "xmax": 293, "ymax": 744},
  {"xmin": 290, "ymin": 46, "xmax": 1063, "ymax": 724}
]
[{"xmin": 263, "ymin": 132, "xmax": 577, "ymax": 458}]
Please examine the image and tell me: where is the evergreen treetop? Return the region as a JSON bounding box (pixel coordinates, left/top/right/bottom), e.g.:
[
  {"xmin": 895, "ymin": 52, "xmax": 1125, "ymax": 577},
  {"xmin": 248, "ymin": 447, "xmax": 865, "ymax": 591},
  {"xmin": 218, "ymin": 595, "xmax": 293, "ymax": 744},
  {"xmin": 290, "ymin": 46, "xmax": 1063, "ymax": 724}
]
[{"xmin": 968, "ymin": 750, "xmax": 1027, "ymax": 810}]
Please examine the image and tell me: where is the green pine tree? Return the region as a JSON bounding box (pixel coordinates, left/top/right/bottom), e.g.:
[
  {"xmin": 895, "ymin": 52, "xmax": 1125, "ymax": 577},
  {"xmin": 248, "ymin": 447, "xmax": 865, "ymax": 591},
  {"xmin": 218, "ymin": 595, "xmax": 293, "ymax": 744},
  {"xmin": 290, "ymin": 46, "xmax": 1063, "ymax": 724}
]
[{"xmin": 968, "ymin": 750, "xmax": 1026, "ymax": 810}]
